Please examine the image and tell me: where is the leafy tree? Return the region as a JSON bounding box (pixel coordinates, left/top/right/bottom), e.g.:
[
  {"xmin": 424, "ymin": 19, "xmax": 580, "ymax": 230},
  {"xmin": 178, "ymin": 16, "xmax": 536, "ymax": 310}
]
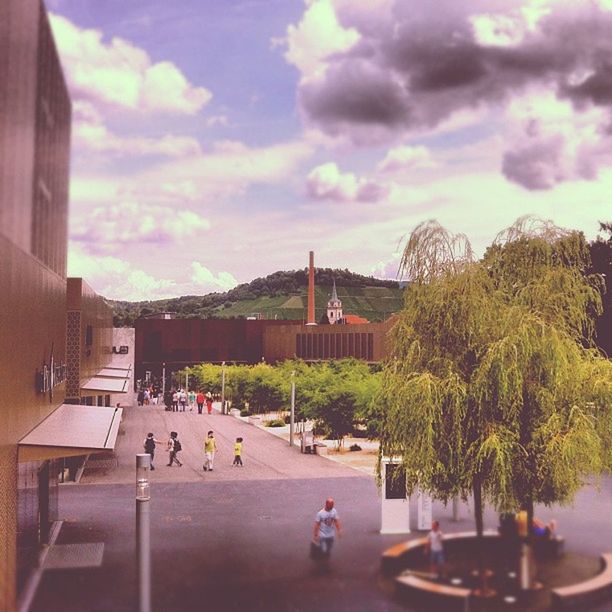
[
  {"xmin": 312, "ymin": 388, "xmax": 358, "ymax": 448},
  {"xmin": 380, "ymin": 218, "xmax": 612, "ymax": 594},
  {"xmin": 589, "ymin": 221, "xmax": 612, "ymax": 356}
]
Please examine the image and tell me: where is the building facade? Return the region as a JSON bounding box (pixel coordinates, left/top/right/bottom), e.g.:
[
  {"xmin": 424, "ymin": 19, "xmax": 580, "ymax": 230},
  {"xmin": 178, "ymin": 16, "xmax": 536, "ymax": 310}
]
[
  {"xmin": 134, "ymin": 316, "xmax": 394, "ymax": 388},
  {"xmin": 0, "ymin": 3, "xmax": 124, "ymax": 609},
  {"xmin": 0, "ymin": 2, "xmax": 71, "ymax": 607}
]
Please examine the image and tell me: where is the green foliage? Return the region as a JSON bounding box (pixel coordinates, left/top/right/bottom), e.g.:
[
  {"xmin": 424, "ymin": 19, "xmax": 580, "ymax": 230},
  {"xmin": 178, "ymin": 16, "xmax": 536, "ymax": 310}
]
[
  {"xmin": 265, "ymin": 419, "xmax": 285, "ymax": 427},
  {"xmin": 178, "ymin": 358, "xmax": 383, "ymax": 444},
  {"xmin": 381, "ymin": 217, "xmax": 612, "ymax": 524}
]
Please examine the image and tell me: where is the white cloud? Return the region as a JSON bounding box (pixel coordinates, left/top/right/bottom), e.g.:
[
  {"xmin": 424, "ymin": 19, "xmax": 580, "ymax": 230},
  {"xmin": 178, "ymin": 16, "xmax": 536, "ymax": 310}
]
[
  {"xmin": 470, "ymin": 13, "xmax": 529, "ymax": 47},
  {"xmin": 72, "ymin": 101, "xmax": 202, "ymax": 157},
  {"xmin": 502, "ymin": 90, "xmax": 608, "ymax": 189},
  {"xmin": 123, "ymin": 138, "xmax": 316, "ymax": 205},
  {"xmin": 50, "ymin": 13, "xmax": 212, "ymax": 114},
  {"xmin": 377, "ymin": 145, "xmax": 434, "ymax": 174},
  {"xmin": 191, "ymin": 262, "xmax": 237, "ymax": 291},
  {"xmin": 370, "ymin": 255, "xmax": 401, "ymax": 279},
  {"xmin": 284, "ymin": 0, "xmax": 360, "ymax": 78},
  {"xmin": 68, "ymin": 244, "xmax": 175, "ymax": 301},
  {"xmin": 205, "ymin": 115, "xmax": 229, "ymax": 127},
  {"xmin": 306, "ymin": 161, "xmax": 388, "ymax": 202},
  {"xmin": 71, "ymin": 202, "xmax": 210, "ymax": 249},
  {"xmin": 68, "ymin": 246, "xmax": 238, "ymax": 301}
]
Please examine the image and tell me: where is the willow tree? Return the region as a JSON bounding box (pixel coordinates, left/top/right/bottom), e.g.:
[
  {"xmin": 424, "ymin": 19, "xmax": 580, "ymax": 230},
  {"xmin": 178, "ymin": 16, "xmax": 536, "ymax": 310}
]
[
  {"xmin": 380, "ymin": 220, "xmax": 505, "ymax": 594},
  {"xmin": 475, "ymin": 219, "xmax": 612, "ymax": 569},
  {"xmin": 380, "ymin": 218, "xmax": 612, "ymax": 593}
]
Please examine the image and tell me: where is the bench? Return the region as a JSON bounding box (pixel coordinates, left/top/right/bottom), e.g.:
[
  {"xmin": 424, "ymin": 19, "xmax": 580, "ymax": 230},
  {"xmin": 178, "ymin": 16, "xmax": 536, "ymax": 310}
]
[
  {"xmin": 551, "ymin": 553, "xmax": 612, "ymax": 610},
  {"xmin": 382, "ymin": 530, "xmax": 500, "ymax": 575},
  {"xmin": 396, "ymin": 573, "xmax": 471, "ymax": 612},
  {"xmin": 533, "ymin": 534, "xmax": 565, "ymax": 558},
  {"xmin": 381, "ymin": 537, "xmax": 427, "ymax": 574}
]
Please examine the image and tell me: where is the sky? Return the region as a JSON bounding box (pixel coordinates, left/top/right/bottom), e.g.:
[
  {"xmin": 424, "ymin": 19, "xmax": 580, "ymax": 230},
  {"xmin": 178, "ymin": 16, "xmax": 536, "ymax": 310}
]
[{"xmin": 48, "ymin": 0, "xmax": 612, "ymax": 301}]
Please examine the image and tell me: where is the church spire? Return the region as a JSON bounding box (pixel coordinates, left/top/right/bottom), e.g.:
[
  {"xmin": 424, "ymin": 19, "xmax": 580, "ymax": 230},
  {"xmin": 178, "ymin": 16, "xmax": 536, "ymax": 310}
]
[
  {"xmin": 327, "ymin": 278, "xmax": 343, "ymax": 323},
  {"xmin": 331, "ymin": 278, "xmax": 338, "ymax": 302}
]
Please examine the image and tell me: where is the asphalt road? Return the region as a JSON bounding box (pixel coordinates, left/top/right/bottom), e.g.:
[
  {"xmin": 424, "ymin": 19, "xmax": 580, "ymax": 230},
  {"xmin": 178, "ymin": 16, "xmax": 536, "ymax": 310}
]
[{"xmin": 31, "ymin": 405, "xmax": 612, "ymax": 612}]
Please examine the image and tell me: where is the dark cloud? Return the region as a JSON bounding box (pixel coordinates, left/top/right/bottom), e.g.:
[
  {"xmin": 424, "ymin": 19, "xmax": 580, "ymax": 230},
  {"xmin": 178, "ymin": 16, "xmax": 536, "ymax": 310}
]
[
  {"xmin": 502, "ymin": 136, "xmax": 565, "ymax": 190},
  {"xmin": 298, "ymin": 2, "xmax": 612, "ymax": 140},
  {"xmin": 300, "ymin": 59, "xmax": 409, "ymax": 131}
]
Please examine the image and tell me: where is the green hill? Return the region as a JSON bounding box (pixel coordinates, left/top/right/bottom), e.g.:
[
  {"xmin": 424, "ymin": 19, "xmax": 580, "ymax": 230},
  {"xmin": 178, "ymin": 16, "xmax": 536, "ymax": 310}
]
[{"xmin": 110, "ymin": 268, "xmax": 404, "ymax": 326}]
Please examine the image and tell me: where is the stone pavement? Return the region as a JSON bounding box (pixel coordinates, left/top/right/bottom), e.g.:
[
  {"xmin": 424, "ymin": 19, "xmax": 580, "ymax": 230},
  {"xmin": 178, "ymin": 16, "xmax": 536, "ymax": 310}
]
[
  {"xmin": 31, "ymin": 404, "xmax": 612, "ymax": 611},
  {"xmin": 80, "ymin": 403, "xmax": 361, "ymax": 485}
]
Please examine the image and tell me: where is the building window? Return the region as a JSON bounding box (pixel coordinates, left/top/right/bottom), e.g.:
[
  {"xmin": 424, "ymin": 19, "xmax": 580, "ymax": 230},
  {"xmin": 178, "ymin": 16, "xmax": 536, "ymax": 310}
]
[{"xmin": 85, "ymin": 325, "xmax": 93, "ymax": 346}]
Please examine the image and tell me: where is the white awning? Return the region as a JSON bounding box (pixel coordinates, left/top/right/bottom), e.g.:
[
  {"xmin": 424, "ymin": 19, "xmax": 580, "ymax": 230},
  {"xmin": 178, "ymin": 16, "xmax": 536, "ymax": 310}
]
[
  {"xmin": 96, "ymin": 367, "xmax": 131, "ymax": 378},
  {"xmin": 19, "ymin": 404, "xmax": 123, "ymax": 462},
  {"xmin": 81, "ymin": 376, "xmax": 129, "ymax": 393}
]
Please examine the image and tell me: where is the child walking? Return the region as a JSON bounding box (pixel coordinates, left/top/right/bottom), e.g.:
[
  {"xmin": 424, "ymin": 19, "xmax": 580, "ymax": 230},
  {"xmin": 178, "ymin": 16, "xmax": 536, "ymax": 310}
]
[{"xmin": 233, "ymin": 437, "xmax": 243, "ymax": 466}]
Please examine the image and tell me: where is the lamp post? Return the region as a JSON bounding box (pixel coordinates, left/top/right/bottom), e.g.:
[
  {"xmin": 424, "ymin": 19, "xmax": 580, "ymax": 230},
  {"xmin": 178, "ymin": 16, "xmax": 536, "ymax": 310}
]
[
  {"xmin": 289, "ymin": 370, "xmax": 296, "ymax": 447},
  {"xmin": 161, "ymin": 362, "xmax": 166, "ymax": 398},
  {"xmin": 136, "ymin": 454, "xmax": 151, "ymax": 612},
  {"xmin": 221, "ymin": 361, "xmax": 226, "ymax": 414}
]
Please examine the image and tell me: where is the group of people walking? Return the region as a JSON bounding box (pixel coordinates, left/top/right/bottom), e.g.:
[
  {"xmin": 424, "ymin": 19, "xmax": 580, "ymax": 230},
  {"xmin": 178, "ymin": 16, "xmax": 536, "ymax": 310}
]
[
  {"xmin": 167, "ymin": 389, "xmax": 214, "ymax": 414},
  {"xmin": 142, "ymin": 430, "xmax": 243, "ymax": 470},
  {"xmin": 138, "ymin": 385, "xmax": 217, "ymax": 414}
]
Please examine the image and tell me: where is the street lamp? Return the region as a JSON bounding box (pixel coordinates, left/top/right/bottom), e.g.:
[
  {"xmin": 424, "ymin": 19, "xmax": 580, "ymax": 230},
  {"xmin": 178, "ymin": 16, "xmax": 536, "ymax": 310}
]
[
  {"xmin": 289, "ymin": 370, "xmax": 296, "ymax": 447},
  {"xmin": 136, "ymin": 454, "xmax": 151, "ymax": 612},
  {"xmin": 221, "ymin": 361, "xmax": 226, "ymax": 414}
]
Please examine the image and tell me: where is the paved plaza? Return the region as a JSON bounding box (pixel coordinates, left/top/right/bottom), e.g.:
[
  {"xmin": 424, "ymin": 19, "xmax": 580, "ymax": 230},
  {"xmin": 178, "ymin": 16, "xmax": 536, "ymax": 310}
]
[{"xmin": 31, "ymin": 404, "xmax": 612, "ymax": 611}]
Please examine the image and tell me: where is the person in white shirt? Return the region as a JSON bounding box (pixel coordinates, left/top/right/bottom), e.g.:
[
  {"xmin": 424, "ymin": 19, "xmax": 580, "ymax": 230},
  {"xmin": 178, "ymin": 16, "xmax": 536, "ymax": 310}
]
[{"xmin": 313, "ymin": 498, "xmax": 342, "ymax": 560}]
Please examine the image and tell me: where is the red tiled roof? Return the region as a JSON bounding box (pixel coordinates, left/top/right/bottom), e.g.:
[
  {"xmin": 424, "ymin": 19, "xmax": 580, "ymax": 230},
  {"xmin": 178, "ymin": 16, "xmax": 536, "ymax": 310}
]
[{"xmin": 344, "ymin": 314, "xmax": 369, "ymax": 324}]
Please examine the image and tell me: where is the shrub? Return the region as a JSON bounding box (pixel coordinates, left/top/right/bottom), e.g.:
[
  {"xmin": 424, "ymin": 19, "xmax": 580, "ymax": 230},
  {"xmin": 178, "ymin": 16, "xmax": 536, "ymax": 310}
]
[
  {"xmin": 349, "ymin": 444, "xmax": 362, "ymax": 452},
  {"xmin": 265, "ymin": 418, "xmax": 285, "ymax": 427},
  {"xmin": 240, "ymin": 409, "xmax": 251, "ymax": 417}
]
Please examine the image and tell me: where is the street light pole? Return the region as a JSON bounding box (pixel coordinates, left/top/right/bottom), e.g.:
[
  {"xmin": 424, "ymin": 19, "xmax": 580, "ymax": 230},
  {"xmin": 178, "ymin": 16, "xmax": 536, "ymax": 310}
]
[
  {"xmin": 162, "ymin": 362, "xmax": 166, "ymax": 398},
  {"xmin": 221, "ymin": 361, "xmax": 226, "ymax": 414},
  {"xmin": 136, "ymin": 454, "xmax": 151, "ymax": 612},
  {"xmin": 289, "ymin": 370, "xmax": 296, "ymax": 447}
]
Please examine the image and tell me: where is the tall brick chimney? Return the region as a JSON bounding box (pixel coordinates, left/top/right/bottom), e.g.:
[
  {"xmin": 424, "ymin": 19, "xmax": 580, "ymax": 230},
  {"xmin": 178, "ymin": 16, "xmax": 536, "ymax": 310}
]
[{"xmin": 307, "ymin": 250, "xmax": 316, "ymax": 325}]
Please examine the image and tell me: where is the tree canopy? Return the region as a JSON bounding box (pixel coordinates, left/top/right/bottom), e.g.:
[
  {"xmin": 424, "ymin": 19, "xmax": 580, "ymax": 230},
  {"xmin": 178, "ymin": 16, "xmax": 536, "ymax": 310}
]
[{"xmin": 379, "ymin": 217, "xmax": 612, "ymax": 590}]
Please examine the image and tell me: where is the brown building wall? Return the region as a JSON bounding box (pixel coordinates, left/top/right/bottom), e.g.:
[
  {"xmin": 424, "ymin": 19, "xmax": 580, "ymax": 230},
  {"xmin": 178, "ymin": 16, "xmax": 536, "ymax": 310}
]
[
  {"xmin": 134, "ymin": 318, "xmax": 304, "ymax": 380},
  {"xmin": 0, "ymin": 2, "xmax": 71, "ymax": 608},
  {"xmin": 262, "ymin": 320, "xmax": 393, "ymax": 363},
  {"xmin": 66, "ymin": 278, "xmax": 113, "ymax": 400},
  {"xmin": 0, "ymin": 237, "xmax": 67, "ymax": 611},
  {"xmin": 0, "ymin": 1, "xmax": 70, "ymax": 276},
  {"xmin": 134, "ymin": 318, "xmax": 393, "ymax": 385}
]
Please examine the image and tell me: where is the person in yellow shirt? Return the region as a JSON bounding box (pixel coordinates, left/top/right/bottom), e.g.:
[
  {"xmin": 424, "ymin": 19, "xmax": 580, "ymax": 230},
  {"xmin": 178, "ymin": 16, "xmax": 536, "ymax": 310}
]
[
  {"xmin": 233, "ymin": 437, "xmax": 244, "ymax": 467},
  {"xmin": 203, "ymin": 430, "xmax": 217, "ymax": 471}
]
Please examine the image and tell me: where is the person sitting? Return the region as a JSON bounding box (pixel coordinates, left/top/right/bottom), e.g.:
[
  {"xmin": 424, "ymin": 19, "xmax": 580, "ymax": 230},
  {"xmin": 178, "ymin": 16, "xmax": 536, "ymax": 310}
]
[
  {"xmin": 516, "ymin": 510, "xmax": 556, "ymax": 539},
  {"xmin": 532, "ymin": 517, "xmax": 556, "ymax": 538}
]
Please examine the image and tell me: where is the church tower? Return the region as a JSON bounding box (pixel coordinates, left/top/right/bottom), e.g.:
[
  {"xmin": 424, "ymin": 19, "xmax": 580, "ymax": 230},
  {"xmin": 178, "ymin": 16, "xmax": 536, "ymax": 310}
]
[{"xmin": 327, "ymin": 279, "xmax": 343, "ymax": 324}]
